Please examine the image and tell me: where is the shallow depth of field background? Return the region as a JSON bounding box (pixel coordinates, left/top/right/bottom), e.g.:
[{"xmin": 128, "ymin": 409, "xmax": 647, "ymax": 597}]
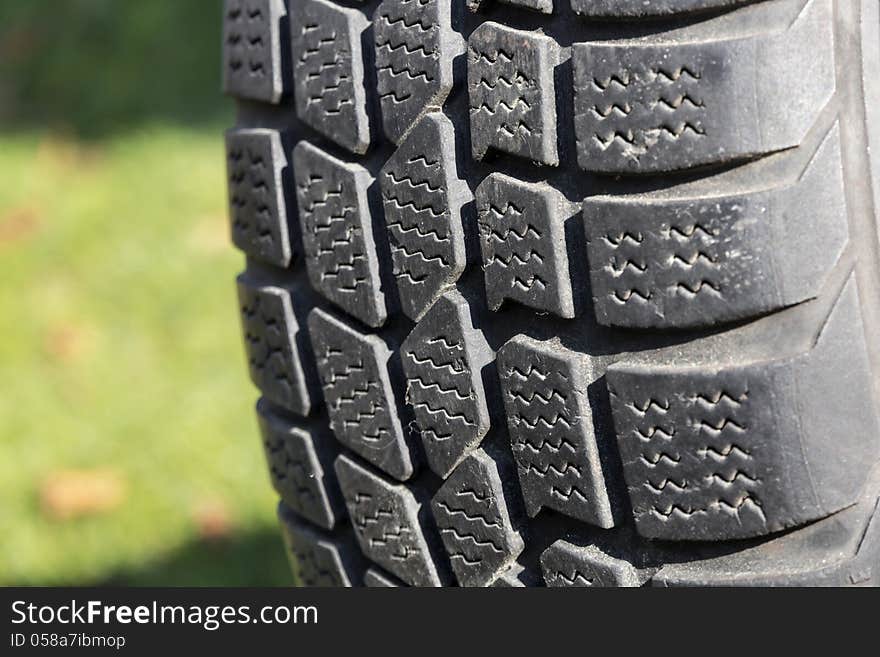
[{"xmin": 0, "ymin": 1, "xmax": 292, "ymax": 585}]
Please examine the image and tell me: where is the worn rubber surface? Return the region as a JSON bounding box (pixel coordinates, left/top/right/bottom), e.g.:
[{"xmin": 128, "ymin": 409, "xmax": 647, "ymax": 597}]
[{"xmin": 225, "ymin": 0, "xmax": 880, "ymax": 586}]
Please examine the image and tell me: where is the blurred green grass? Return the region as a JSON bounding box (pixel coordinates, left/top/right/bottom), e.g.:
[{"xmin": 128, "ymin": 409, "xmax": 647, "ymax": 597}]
[
  {"xmin": 0, "ymin": 1, "xmax": 228, "ymax": 137},
  {"xmin": 0, "ymin": 3, "xmax": 292, "ymax": 585}
]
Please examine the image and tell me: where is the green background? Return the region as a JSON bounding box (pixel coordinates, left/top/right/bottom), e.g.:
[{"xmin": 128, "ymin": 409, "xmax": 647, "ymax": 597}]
[{"xmin": 0, "ymin": 1, "xmax": 291, "ymax": 585}]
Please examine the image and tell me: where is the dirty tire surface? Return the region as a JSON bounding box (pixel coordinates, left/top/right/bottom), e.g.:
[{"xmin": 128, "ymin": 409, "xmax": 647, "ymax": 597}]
[{"xmin": 225, "ymin": 0, "xmax": 880, "ymax": 586}]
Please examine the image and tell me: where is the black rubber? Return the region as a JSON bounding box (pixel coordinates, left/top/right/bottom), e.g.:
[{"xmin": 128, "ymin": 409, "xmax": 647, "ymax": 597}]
[{"xmin": 225, "ymin": 0, "xmax": 880, "ymax": 586}]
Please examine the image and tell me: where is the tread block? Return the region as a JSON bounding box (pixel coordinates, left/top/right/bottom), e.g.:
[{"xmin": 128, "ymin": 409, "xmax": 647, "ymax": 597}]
[
  {"xmin": 238, "ymin": 278, "xmax": 317, "ymax": 416},
  {"xmin": 652, "ymin": 480, "xmax": 880, "ymax": 586},
  {"xmin": 291, "ymin": 0, "xmax": 371, "ymax": 154},
  {"xmin": 572, "ymin": 0, "xmax": 834, "ymax": 173},
  {"xmin": 468, "ymin": 0, "xmax": 554, "ymax": 14},
  {"xmin": 468, "ymin": 22, "xmax": 561, "ymax": 166},
  {"xmin": 380, "ymin": 113, "xmax": 469, "ymax": 321},
  {"xmin": 335, "ymin": 455, "xmax": 446, "ymax": 586},
  {"xmin": 571, "ymin": 0, "xmax": 758, "ymax": 17},
  {"xmin": 294, "ymin": 142, "xmax": 387, "ymax": 328},
  {"xmin": 585, "ymin": 126, "xmax": 848, "ymax": 329},
  {"xmin": 401, "ymin": 291, "xmax": 493, "ymax": 478},
  {"xmin": 540, "ymin": 540, "xmax": 640, "ymax": 587},
  {"xmin": 223, "ymin": 0, "xmax": 285, "ymax": 103},
  {"xmin": 279, "ymin": 507, "xmax": 364, "ymax": 586},
  {"xmin": 364, "ymin": 567, "xmax": 405, "ymax": 587},
  {"xmin": 308, "ymin": 308, "xmax": 414, "ymax": 481},
  {"xmin": 607, "ymin": 278, "xmax": 880, "ymax": 541},
  {"xmin": 490, "ymin": 563, "xmax": 533, "ymax": 587},
  {"xmin": 497, "ymin": 336, "xmax": 616, "ymax": 528},
  {"xmin": 476, "ymin": 174, "xmax": 576, "ymax": 318},
  {"xmin": 431, "ymin": 450, "xmax": 525, "ymax": 587},
  {"xmin": 375, "ymin": 0, "xmax": 460, "ymax": 143},
  {"xmin": 226, "ymin": 129, "xmax": 292, "ymax": 267},
  {"xmin": 258, "ymin": 402, "xmax": 342, "ymax": 530}
]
